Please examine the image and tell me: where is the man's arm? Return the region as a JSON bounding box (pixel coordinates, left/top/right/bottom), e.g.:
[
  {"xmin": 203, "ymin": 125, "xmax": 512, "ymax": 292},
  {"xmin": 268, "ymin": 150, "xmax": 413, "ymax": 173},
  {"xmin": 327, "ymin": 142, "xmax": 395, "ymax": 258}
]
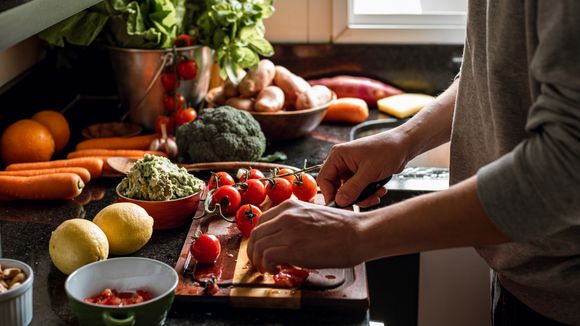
[
  {"xmin": 319, "ymin": 79, "xmax": 460, "ymax": 207},
  {"xmin": 355, "ymin": 175, "xmax": 510, "ymax": 262}
]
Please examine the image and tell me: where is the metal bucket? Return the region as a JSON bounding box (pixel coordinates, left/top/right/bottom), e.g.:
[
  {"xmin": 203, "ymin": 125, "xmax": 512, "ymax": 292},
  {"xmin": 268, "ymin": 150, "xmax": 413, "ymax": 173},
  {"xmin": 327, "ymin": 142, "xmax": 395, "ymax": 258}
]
[{"xmin": 108, "ymin": 45, "xmax": 213, "ymax": 129}]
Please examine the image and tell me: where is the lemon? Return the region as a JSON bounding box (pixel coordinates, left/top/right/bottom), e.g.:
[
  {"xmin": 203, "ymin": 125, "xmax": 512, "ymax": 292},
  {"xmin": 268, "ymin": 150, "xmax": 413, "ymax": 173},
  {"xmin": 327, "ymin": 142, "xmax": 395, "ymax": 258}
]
[
  {"xmin": 93, "ymin": 203, "xmax": 154, "ymax": 255},
  {"xmin": 49, "ymin": 219, "xmax": 109, "ymax": 275}
]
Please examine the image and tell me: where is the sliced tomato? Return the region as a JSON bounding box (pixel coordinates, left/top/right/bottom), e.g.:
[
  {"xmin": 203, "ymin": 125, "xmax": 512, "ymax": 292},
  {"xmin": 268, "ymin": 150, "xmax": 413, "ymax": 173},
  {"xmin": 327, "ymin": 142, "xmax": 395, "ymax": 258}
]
[{"xmin": 273, "ymin": 266, "xmax": 309, "ymax": 288}]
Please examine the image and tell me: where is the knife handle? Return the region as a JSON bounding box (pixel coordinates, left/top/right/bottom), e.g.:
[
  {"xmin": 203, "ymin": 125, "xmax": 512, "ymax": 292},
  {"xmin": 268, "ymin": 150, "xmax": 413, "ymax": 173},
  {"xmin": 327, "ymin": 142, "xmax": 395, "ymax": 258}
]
[{"xmin": 327, "ymin": 176, "xmax": 392, "ymax": 207}]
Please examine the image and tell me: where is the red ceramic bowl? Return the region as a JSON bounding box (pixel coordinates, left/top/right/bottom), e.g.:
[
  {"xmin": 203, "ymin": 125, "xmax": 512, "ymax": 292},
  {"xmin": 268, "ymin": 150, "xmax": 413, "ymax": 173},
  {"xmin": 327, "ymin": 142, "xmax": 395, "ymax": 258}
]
[{"xmin": 116, "ymin": 184, "xmax": 203, "ymax": 230}]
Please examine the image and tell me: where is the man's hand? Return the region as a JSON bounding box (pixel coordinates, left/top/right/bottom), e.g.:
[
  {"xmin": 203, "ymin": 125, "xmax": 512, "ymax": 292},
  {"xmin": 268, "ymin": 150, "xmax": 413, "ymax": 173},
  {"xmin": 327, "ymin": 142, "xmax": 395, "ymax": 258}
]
[
  {"xmin": 247, "ymin": 198, "xmax": 365, "ymax": 274},
  {"xmin": 318, "ymin": 131, "xmax": 409, "ymax": 207}
]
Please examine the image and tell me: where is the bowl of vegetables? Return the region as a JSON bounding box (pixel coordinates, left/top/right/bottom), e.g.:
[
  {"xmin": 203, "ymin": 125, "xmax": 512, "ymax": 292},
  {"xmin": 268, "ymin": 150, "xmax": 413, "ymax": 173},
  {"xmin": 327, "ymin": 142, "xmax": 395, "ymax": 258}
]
[
  {"xmin": 206, "ymin": 61, "xmax": 336, "ymax": 141},
  {"xmin": 115, "ymin": 154, "xmax": 205, "ymax": 229},
  {"xmin": 65, "ymin": 257, "xmax": 178, "ymax": 326}
]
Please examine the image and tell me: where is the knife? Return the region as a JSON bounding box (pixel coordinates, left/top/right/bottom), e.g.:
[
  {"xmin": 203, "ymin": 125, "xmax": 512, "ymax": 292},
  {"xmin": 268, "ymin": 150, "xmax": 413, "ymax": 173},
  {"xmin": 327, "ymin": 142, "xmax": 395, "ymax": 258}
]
[{"xmin": 326, "ymin": 175, "xmax": 392, "ymax": 208}]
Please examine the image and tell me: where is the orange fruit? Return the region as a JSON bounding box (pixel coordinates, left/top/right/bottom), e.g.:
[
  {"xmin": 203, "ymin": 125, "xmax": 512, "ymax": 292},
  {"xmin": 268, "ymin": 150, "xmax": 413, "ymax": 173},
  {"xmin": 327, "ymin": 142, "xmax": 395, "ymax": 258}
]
[
  {"xmin": 1, "ymin": 119, "xmax": 55, "ymax": 165},
  {"xmin": 32, "ymin": 110, "xmax": 70, "ymax": 152}
]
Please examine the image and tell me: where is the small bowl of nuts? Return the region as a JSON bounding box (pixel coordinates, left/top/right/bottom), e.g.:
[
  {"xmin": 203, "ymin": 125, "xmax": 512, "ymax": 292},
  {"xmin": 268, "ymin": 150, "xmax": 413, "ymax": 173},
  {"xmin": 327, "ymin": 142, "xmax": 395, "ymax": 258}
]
[{"xmin": 0, "ymin": 259, "xmax": 33, "ymax": 326}]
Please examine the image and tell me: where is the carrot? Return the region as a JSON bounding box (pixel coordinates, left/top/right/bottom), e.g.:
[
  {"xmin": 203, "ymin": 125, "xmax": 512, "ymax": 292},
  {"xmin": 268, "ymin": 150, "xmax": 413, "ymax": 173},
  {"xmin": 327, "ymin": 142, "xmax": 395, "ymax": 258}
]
[
  {"xmin": 0, "ymin": 167, "xmax": 91, "ymax": 184},
  {"xmin": 6, "ymin": 158, "xmax": 104, "ymax": 179},
  {"xmin": 67, "ymin": 149, "xmax": 168, "ymax": 159},
  {"xmin": 0, "ymin": 173, "xmax": 84, "ymax": 200},
  {"xmin": 323, "ymin": 97, "xmax": 369, "ymax": 124},
  {"xmin": 75, "ymin": 134, "xmax": 157, "ymax": 151}
]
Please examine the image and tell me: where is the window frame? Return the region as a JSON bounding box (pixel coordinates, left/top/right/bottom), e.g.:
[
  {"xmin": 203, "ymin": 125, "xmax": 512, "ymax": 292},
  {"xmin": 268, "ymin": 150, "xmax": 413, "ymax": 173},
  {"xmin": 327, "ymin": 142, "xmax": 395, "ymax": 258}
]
[{"xmin": 332, "ymin": 0, "xmax": 467, "ymax": 44}]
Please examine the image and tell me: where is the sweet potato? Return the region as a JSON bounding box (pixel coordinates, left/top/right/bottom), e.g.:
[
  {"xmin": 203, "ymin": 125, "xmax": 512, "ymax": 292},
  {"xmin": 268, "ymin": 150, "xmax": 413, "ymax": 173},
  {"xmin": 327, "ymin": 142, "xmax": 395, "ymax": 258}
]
[
  {"xmin": 226, "ymin": 97, "xmax": 255, "ymax": 111},
  {"xmin": 308, "ymin": 76, "xmax": 403, "ymax": 106},
  {"xmin": 239, "ymin": 59, "xmax": 276, "ymax": 98},
  {"xmin": 255, "ymin": 86, "xmax": 285, "ymax": 112},
  {"xmin": 323, "ymin": 98, "xmax": 369, "ymax": 124},
  {"xmin": 273, "ymin": 66, "xmax": 311, "ymax": 109},
  {"xmin": 295, "ymin": 85, "xmax": 333, "ymax": 110}
]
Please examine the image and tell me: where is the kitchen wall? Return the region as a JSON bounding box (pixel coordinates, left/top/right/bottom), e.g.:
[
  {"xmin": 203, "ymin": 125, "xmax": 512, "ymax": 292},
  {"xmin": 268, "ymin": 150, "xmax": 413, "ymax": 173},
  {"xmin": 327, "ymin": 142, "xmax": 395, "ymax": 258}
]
[{"xmin": 0, "ymin": 37, "xmax": 43, "ymax": 90}]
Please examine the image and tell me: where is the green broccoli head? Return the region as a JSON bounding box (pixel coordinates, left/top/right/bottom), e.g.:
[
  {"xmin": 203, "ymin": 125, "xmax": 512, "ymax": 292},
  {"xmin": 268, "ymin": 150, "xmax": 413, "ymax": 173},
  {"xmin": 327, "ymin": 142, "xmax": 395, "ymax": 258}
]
[{"xmin": 176, "ymin": 106, "xmax": 266, "ymax": 163}]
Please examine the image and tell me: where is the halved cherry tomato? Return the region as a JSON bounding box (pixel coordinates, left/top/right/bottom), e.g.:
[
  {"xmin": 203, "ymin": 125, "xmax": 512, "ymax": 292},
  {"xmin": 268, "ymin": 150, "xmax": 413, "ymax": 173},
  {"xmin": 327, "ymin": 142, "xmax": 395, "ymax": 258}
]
[
  {"xmin": 276, "ymin": 168, "xmax": 297, "ymax": 183},
  {"xmin": 154, "ymin": 115, "xmax": 175, "ymax": 135},
  {"xmin": 175, "ymin": 34, "xmax": 194, "ymax": 47},
  {"xmin": 273, "ymin": 265, "xmax": 309, "ymax": 288},
  {"xmin": 235, "ymin": 204, "xmax": 262, "ymax": 237},
  {"xmin": 292, "ymin": 173, "xmax": 318, "ymax": 202},
  {"xmin": 190, "ymin": 234, "xmax": 221, "ymax": 264},
  {"xmin": 208, "ymin": 171, "xmax": 235, "ymax": 190},
  {"xmin": 239, "ymin": 179, "xmax": 267, "ymax": 206},
  {"xmin": 163, "ymin": 94, "xmax": 185, "ymax": 112},
  {"xmin": 175, "ymin": 108, "xmax": 197, "ymax": 126},
  {"xmin": 212, "ymin": 185, "xmax": 242, "ymax": 215},
  {"xmin": 266, "ymin": 178, "xmax": 293, "ymax": 205},
  {"xmin": 237, "ymin": 168, "xmax": 266, "ymax": 183},
  {"xmin": 161, "ymin": 72, "xmax": 178, "ymax": 91},
  {"xmin": 177, "ymin": 59, "xmax": 198, "ymax": 80}
]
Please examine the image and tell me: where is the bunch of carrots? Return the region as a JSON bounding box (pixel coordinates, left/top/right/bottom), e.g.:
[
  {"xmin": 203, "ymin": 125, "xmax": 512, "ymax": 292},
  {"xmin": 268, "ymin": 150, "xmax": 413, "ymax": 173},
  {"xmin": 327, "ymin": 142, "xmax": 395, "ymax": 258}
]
[{"xmin": 0, "ymin": 134, "xmax": 167, "ymax": 201}]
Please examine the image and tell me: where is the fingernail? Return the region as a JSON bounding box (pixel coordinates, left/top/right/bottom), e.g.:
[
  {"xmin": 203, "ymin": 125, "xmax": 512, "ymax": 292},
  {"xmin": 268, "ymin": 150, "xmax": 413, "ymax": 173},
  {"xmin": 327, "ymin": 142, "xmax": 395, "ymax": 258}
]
[{"xmin": 336, "ymin": 192, "xmax": 349, "ymax": 206}]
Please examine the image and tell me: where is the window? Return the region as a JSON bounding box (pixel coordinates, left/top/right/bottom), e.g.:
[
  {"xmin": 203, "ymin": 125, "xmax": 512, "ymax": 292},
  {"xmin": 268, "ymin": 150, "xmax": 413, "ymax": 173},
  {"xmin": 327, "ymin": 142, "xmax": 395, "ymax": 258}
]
[{"xmin": 333, "ymin": 0, "xmax": 467, "ymax": 44}]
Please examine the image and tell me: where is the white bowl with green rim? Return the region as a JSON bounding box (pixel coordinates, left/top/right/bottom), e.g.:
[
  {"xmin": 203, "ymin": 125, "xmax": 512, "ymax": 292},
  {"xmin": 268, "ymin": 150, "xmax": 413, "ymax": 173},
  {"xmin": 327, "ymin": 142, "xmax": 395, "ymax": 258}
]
[{"xmin": 65, "ymin": 257, "xmax": 178, "ymax": 326}]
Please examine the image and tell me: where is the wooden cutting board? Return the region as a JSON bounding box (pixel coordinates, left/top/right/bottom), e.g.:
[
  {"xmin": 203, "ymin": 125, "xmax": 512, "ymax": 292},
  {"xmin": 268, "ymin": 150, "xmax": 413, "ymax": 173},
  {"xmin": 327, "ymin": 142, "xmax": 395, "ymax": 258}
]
[{"xmin": 174, "ymin": 167, "xmax": 369, "ymax": 311}]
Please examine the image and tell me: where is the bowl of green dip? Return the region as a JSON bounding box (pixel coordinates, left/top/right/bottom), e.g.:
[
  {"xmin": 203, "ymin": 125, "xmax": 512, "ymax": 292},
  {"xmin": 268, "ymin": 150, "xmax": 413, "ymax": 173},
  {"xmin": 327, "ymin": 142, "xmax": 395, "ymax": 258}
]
[{"xmin": 116, "ymin": 154, "xmax": 205, "ymax": 229}]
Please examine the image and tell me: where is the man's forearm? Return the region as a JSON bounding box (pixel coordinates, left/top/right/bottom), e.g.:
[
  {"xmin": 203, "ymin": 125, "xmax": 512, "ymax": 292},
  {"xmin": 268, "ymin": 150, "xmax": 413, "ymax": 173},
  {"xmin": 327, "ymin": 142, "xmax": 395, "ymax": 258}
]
[
  {"xmin": 356, "ymin": 175, "xmax": 510, "ymax": 261},
  {"xmin": 394, "ymin": 79, "xmax": 459, "ymax": 160}
]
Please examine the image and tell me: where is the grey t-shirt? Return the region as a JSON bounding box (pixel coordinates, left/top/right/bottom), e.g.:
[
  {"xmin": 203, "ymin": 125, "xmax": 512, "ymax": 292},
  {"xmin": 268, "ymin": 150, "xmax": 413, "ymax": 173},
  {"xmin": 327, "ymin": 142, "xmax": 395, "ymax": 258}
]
[{"xmin": 450, "ymin": 0, "xmax": 580, "ymax": 324}]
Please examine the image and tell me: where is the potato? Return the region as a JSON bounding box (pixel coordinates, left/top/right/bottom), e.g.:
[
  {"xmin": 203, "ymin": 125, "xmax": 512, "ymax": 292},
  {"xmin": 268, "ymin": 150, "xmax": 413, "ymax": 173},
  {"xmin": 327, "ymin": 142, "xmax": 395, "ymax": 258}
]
[
  {"xmin": 273, "ymin": 66, "xmax": 311, "ymax": 109},
  {"xmin": 255, "ymin": 86, "xmax": 285, "ymax": 112},
  {"xmin": 207, "ymin": 86, "xmax": 226, "ymax": 106},
  {"xmin": 224, "ymin": 69, "xmax": 247, "ymax": 98},
  {"xmin": 239, "ymin": 59, "xmax": 276, "ymax": 98},
  {"xmin": 226, "ymin": 97, "xmax": 255, "ymax": 111},
  {"xmin": 295, "ymin": 85, "xmax": 333, "ymax": 110}
]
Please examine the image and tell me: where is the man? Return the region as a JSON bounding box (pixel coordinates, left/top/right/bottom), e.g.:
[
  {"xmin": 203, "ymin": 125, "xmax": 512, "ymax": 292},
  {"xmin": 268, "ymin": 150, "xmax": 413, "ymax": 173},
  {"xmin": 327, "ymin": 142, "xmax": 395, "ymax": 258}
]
[{"xmin": 247, "ymin": 1, "xmax": 580, "ymax": 325}]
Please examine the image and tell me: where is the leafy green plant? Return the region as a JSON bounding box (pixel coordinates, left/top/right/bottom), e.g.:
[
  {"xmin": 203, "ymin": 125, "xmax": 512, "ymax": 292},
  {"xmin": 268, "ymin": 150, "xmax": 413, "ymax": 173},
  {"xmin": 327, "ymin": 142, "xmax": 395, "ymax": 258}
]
[
  {"xmin": 38, "ymin": 0, "xmax": 274, "ymax": 79},
  {"xmin": 197, "ymin": 0, "xmax": 274, "ymax": 81}
]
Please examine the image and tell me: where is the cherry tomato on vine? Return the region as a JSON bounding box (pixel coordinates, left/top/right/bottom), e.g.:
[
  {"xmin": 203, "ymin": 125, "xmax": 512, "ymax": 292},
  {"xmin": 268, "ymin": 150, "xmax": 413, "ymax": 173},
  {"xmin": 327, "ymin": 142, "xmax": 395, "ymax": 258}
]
[
  {"xmin": 292, "ymin": 173, "xmax": 318, "ymax": 202},
  {"xmin": 175, "ymin": 108, "xmax": 197, "ymax": 126},
  {"xmin": 266, "ymin": 178, "xmax": 293, "ymax": 205},
  {"xmin": 208, "ymin": 172, "xmax": 235, "ymax": 190},
  {"xmin": 276, "ymin": 168, "xmax": 297, "ymax": 183},
  {"xmin": 237, "ymin": 168, "xmax": 266, "ymax": 183},
  {"xmin": 235, "ymin": 204, "xmax": 262, "ymax": 238},
  {"xmin": 163, "ymin": 94, "xmax": 185, "ymax": 112},
  {"xmin": 190, "ymin": 234, "xmax": 221, "ymax": 264},
  {"xmin": 177, "ymin": 59, "xmax": 198, "ymax": 80},
  {"xmin": 175, "ymin": 34, "xmax": 194, "ymax": 47},
  {"xmin": 212, "ymin": 185, "xmax": 242, "ymax": 215},
  {"xmin": 239, "ymin": 179, "xmax": 267, "ymax": 206},
  {"xmin": 154, "ymin": 115, "xmax": 175, "ymax": 135},
  {"xmin": 160, "ymin": 72, "xmax": 178, "ymax": 91}
]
